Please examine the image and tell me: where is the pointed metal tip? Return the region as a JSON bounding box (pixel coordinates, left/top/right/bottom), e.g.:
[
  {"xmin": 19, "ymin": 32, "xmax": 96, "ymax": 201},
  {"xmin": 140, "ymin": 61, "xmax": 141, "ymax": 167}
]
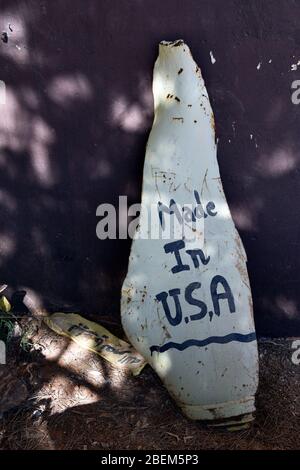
[{"xmin": 160, "ymin": 39, "xmax": 185, "ymax": 47}]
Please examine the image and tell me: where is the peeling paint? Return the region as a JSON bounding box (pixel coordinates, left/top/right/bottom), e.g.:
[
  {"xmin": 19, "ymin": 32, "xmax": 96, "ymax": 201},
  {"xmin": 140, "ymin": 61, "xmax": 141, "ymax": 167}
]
[{"xmin": 121, "ymin": 40, "xmax": 258, "ymax": 427}]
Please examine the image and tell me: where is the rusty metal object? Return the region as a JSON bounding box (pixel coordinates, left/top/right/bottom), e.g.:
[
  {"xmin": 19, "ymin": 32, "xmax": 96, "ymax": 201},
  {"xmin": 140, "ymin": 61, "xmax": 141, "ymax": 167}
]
[{"xmin": 121, "ymin": 40, "xmax": 258, "ymax": 428}]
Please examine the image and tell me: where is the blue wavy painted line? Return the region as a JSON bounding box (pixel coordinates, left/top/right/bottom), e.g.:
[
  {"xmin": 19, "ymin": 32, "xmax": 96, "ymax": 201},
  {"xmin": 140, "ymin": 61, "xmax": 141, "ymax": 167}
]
[{"xmin": 150, "ymin": 332, "xmax": 257, "ymax": 355}]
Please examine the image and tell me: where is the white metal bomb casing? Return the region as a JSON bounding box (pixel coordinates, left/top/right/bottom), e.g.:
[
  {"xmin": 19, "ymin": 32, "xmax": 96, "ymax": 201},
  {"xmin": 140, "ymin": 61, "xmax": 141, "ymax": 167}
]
[{"xmin": 121, "ymin": 40, "xmax": 258, "ymax": 425}]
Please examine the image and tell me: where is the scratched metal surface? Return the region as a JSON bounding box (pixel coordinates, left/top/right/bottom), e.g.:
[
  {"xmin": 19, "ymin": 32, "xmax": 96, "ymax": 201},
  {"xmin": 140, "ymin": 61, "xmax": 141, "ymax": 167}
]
[
  {"xmin": 0, "ymin": 1, "xmax": 299, "ymax": 336},
  {"xmin": 121, "ymin": 41, "xmax": 258, "ymax": 422}
]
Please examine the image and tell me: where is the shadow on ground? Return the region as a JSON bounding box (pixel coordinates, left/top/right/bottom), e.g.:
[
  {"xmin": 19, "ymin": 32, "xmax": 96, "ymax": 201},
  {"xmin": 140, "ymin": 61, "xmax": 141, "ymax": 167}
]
[{"xmin": 0, "ymin": 320, "xmax": 299, "ymax": 450}]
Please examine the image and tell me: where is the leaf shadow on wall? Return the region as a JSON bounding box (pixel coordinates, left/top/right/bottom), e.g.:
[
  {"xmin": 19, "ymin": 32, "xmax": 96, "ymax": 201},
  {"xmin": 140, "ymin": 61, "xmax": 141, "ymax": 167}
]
[{"xmin": 0, "ymin": 0, "xmax": 299, "ymax": 336}]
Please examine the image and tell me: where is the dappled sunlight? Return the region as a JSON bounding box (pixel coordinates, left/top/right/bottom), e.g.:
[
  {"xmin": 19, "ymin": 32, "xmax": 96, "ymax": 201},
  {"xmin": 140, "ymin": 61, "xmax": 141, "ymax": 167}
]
[
  {"xmin": 106, "ymin": 367, "xmax": 130, "ymax": 392},
  {"xmin": 0, "ymin": 87, "xmax": 31, "ymax": 151},
  {"xmin": 0, "ymin": 0, "xmax": 300, "ymax": 451},
  {"xmin": 262, "ymin": 295, "xmax": 299, "ymax": 321},
  {"xmin": 0, "ymin": 12, "xmax": 27, "ymax": 43},
  {"xmin": 0, "ymin": 10, "xmax": 29, "ymax": 65},
  {"xmin": 111, "ymin": 96, "xmax": 148, "ymax": 132},
  {"xmin": 30, "ymin": 117, "xmax": 56, "ymax": 187},
  {"xmin": 37, "ymin": 371, "xmax": 100, "ymax": 415},
  {"xmin": 138, "ymin": 77, "xmax": 154, "ymax": 108},
  {"xmin": 56, "ymin": 335, "xmax": 97, "ymax": 366},
  {"xmin": 0, "ymin": 0, "xmax": 299, "ymax": 348},
  {"xmin": 152, "ymin": 351, "xmax": 172, "ymax": 378},
  {"xmin": 276, "ymin": 296, "xmax": 298, "ymax": 320},
  {"xmin": 256, "ymin": 147, "xmax": 298, "ymax": 177},
  {"xmin": 39, "ymin": 333, "xmax": 69, "ymax": 363},
  {"xmin": 27, "ymin": 321, "xmax": 131, "ymax": 419},
  {"xmin": 110, "ymin": 77, "xmax": 153, "ymax": 133},
  {"xmin": 0, "ymin": 232, "xmax": 16, "ymax": 261},
  {"xmin": 47, "ymin": 74, "xmax": 93, "ymax": 107},
  {"xmin": 230, "ymin": 200, "xmax": 264, "ymax": 232},
  {"xmin": 20, "ymin": 87, "xmax": 40, "ymax": 110},
  {"xmin": 53, "ymin": 342, "xmax": 129, "ymax": 398},
  {"xmin": 17, "ymin": 287, "xmax": 45, "ymax": 316},
  {"xmin": 120, "ymin": 41, "xmax": 259, "ymax": 421},
  {"xmin": 231, "ymin": 205, "xmax": 256, "ymax": 231},
  {"xmin": 0, "ymin": 88, "xmax": 57, "ymax": 186}
]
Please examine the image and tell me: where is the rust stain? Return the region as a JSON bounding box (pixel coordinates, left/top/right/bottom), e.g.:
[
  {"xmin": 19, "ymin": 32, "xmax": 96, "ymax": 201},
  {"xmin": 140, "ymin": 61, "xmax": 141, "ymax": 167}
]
[
  {"xmin": 172, "ymin": 40, "xmax": 184, "ymax": 47},
  {"xmin": 207, "ymin": 407, "xmax": 219, "ymax": 419},
  {"xmin": 162, "ymin": 325, "xmax": 171, "ymax": 339},
  {"xmin": 210, "ymin": 113, "xmax": 216, "ymax": 132}
]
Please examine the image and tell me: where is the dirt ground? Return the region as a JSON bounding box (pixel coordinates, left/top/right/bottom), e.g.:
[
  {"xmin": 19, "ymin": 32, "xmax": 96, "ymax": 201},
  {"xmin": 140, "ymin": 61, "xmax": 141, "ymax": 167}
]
[{"xmin": 0, "ymin": 317, "xmax": 299, "ymax": 450}]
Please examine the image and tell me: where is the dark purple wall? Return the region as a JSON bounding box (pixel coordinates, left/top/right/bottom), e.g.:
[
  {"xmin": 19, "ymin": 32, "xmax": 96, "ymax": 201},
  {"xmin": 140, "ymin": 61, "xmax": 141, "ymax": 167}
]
[{"xmin": 0, "ymin": 0, "xmax": 300, "ymax": 336}]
